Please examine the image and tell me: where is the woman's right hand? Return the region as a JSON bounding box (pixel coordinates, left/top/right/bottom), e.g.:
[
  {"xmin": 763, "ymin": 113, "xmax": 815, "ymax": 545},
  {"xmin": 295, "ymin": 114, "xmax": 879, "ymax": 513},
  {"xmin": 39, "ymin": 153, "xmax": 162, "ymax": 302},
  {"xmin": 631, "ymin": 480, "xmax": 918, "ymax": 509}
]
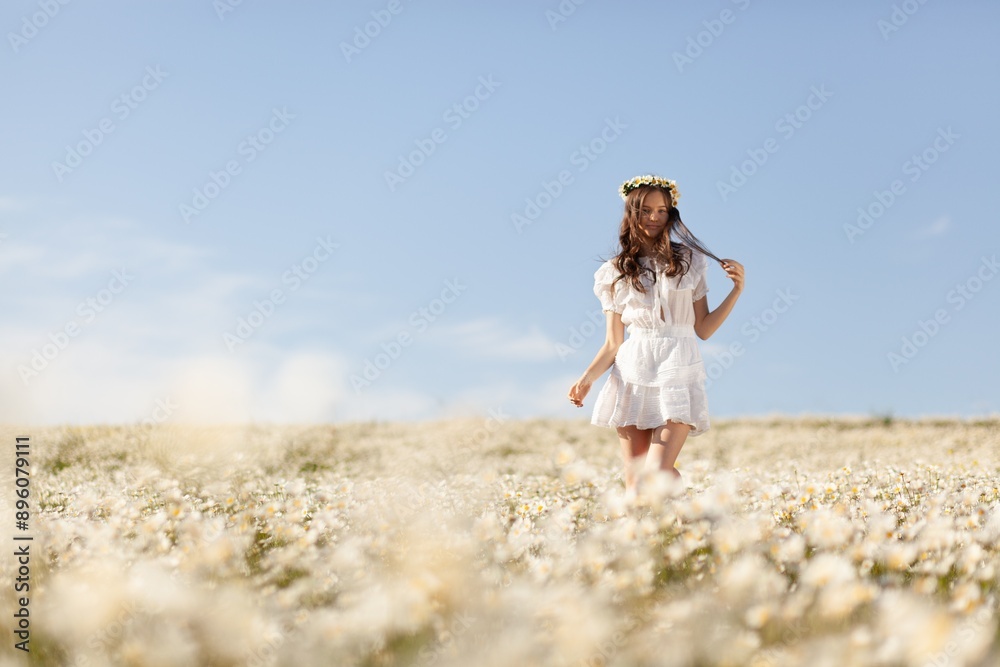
[{"xmin": 568, "ymin": 376, "xmax": 592, "ymax": 407}]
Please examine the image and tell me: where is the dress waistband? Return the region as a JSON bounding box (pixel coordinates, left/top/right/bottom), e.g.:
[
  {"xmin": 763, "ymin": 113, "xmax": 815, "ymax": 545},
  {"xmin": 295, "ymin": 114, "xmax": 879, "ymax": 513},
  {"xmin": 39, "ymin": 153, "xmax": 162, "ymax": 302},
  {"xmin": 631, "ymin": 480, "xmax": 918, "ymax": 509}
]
[{"xmin": 627, "ymin": 324, "xmax": 696, "ymax": 338}]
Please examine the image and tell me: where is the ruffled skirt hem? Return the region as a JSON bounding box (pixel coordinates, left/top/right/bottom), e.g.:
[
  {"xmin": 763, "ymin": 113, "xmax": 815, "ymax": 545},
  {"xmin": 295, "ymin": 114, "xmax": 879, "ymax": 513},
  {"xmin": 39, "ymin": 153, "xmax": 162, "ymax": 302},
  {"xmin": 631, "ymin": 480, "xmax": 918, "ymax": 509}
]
[{"xmin": 590, "ymin": 365, "xmax": 710, "ymax": 437}]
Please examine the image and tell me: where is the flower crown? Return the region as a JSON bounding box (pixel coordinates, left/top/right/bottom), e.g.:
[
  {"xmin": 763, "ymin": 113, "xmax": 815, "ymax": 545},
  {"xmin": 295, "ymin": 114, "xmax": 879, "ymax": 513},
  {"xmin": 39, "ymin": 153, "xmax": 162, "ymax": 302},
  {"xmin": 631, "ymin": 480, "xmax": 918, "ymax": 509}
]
[{"xmin": 618, "ymin": 174, "xmax": 681, "ymax": 205}]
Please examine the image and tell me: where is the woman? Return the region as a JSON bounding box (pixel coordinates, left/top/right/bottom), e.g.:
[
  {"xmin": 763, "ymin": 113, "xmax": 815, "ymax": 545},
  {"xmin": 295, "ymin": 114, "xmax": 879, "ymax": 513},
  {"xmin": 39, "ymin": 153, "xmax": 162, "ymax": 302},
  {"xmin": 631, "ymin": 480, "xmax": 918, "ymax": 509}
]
[{"xmin": 567, "ymin": 174, "xmax": 745, "ymax": 499}]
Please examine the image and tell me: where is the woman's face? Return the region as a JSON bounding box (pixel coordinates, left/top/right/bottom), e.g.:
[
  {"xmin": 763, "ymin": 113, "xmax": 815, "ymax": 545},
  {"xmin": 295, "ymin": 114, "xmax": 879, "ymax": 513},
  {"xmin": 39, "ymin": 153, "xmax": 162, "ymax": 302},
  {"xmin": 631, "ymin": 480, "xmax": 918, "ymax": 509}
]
[{"xmin": 638, "ymin": 189, "xmax": 670, "ymax": 241}]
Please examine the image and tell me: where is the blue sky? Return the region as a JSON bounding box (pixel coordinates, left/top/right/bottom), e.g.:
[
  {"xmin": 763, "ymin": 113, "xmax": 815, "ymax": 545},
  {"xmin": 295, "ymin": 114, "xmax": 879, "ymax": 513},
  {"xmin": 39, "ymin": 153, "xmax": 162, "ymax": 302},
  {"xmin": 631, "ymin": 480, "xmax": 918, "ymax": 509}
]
[{"xmin": 2, "ymin": 1, "xmax": 998, "ymax": 426}]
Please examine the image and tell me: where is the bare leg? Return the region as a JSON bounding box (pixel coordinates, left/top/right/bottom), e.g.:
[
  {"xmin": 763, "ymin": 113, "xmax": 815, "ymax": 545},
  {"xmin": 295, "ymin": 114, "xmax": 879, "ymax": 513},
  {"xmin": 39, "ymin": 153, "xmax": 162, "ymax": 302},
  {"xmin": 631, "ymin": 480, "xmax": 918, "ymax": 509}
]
[
  {"xmin": 616, "ymin": 425, "xmax": 652, "ymax": 497},
  {"xmin": 644, "ymin": 420, "xmax": 692, "ymax": 485}
]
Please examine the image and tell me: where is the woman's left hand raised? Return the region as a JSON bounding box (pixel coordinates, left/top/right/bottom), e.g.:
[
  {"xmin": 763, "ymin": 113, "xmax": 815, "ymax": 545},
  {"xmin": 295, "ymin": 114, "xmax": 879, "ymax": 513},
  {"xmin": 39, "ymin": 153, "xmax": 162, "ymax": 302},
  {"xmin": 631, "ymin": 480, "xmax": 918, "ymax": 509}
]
[{"xmin": 720, "ymin": 259, "xmax": 744, "ymax": 292}]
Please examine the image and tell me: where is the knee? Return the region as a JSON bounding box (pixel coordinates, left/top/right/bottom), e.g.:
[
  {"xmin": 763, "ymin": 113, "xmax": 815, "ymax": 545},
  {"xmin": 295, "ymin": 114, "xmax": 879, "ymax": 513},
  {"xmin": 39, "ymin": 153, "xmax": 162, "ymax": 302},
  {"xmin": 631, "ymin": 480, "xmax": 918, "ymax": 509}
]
[{"xmin": 625, "ymin": 439, "xmax": 651, "ymax": 454}]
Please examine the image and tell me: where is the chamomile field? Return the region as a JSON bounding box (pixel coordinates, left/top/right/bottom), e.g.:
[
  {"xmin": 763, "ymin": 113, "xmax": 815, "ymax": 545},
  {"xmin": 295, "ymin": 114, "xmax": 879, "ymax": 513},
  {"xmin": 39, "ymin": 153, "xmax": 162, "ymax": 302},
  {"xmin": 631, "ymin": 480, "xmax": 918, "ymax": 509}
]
[{"xmin": 2, "ymin": 416, "xmax": 1000, "ymax": 666}]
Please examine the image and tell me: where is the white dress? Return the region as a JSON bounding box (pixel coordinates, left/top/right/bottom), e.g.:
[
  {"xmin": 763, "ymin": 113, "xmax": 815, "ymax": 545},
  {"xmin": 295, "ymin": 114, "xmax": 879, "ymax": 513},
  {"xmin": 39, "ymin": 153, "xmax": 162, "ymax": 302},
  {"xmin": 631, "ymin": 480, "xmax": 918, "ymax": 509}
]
[{"xmin": 590, "ymin": 250, "xmax": 711, "ymax": 437}]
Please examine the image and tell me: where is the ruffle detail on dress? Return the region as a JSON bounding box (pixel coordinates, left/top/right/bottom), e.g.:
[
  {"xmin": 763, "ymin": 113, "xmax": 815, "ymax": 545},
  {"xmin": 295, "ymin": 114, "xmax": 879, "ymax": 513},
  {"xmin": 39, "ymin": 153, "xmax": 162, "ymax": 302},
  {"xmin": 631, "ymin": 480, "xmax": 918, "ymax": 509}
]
[
  {"xmin": 691, "ymin": 251, "xmax": 710, "ymax": 301},
  {"xmin": 593, "ymin": 262, "xmax": 623, "ymax": 314},
  {"xmin": 613, "ymin": 337, "xmax": 705, "ymax": 387},
  {"xmin": 590, "ymin": 365, "xmax": 711, "ymax": 437}
]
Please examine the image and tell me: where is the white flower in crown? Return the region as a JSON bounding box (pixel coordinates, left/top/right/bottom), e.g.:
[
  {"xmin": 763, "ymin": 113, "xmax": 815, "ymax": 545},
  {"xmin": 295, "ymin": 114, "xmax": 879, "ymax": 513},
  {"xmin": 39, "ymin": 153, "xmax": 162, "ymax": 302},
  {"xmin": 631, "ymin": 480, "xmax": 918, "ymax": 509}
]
[{"xmin": 618, "ymin": 174, "xmax": 681, "ymax": 205}]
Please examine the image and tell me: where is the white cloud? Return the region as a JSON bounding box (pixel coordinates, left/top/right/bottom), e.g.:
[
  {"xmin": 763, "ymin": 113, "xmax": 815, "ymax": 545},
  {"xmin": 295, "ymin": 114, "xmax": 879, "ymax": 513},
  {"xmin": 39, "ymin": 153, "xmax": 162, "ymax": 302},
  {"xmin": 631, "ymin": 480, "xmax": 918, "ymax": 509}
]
[
  {"xmin": 2, "ymin": 339, "xmax": 358, "ymax": 426},
  {"xmin": 0, "ymin": 324, "xmax": 617, "ymax": 426},
  {"xmin": 332, "ymin": 386, "xmax": 439, "ymax": 423},
  {"xmin": 0, "ymin": 216, "xmax": 580, "ymax": 426},
  {"xmin": 0, "ymin": 223, "xmax": 223, "ymax": 283},
  {"xmin": 913, "ymin": 216, "xmax": 950, "ymax": 239},
  {"xmin": 154, "ymin": 272, "xmax": 267, "ymax": 330},
  {"xmin": 0, "ymin": 240, "xmax": 47, "ymax": 274},
  {"xmin": 436, "ymin": 373, "xmax": 588, "ymax": 423},
  {"xmin": 1, "ymin": 337, "xmax": 186, "ymax": 424},
  {"xmin": 36, "ymin": 250, "xmax": 111, "ymax": 280},
  {"xmin": 127, "ymin": 236, "xmax": 217, "ymax": 272},
  {"xmin": 0, "ymin": 196, "xmax": 28, "ymax": 212},
  {"xmin": 0, "ymin": 217, "xmax": 349, "ymax": 425},
  {"xmin": 162, "ymin": 354, "xmax": 259, "ymax": 424},
  {"xmin": 425, "ymin": 317, "xmax": 562, "ymax": 361},
  {"xmin": 258, "ymin": 352, "xmax": 348, "ymax": 423},
  {"xmin": 161, "ymin": 349, "xmax": 355, "ymax": 425}
]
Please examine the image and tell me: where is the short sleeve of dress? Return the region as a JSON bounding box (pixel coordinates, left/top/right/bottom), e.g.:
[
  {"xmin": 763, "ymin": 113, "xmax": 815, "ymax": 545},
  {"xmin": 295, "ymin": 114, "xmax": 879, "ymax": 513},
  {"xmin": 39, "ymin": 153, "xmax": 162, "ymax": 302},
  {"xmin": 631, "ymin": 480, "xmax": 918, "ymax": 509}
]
[
  {"xmin": 692, "ymin": 252, "xmax": 710, "ymax": 302},
  {"xmin": 593, "ymin": 262, "xmax": 623, "ymax": 314}
]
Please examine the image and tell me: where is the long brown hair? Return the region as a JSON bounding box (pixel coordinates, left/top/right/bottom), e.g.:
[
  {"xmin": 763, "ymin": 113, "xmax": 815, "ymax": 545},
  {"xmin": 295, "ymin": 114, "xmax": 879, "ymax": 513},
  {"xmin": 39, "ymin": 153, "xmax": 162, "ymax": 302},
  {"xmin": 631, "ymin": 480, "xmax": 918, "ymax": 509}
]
[{"xmin": 600, "ymin": 184, "xmax": 721, "ymax": 296}]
